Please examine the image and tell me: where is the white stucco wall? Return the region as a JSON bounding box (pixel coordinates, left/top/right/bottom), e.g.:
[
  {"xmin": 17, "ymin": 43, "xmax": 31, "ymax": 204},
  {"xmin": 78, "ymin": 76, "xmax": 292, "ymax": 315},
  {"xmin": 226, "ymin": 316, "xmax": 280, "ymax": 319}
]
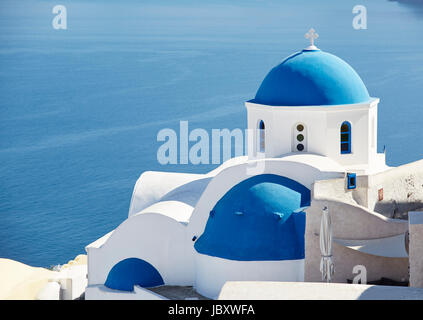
[
  {"xmin": 128, "ymin": 171, "xmax": 208, "ymax": 217},
  {"xmin": 246, "ymin": 99, "xmax": 382, "ymax": 173},
  {"xmin": 218, "ymin": 281, "xmax": 423, "ymax": 300},
  {"xmin": 367, "ymin": 160, "xmax": 423, "ymax": 217},
  {"xmin": 409, "ymin": 211, "xmax": 423, "ymax": 288},
  {"xmin": 195, "ymin": 254, "xmax": 304, "ymax": 299},
  {"xmin": 86, "ymin": 284, "xmax": 167, "ymax": 300},
  {"xmin": 86, "ymin": 212, "xmax": 194, "ymax": 287},
  {"xmin": 349, "ymin": 159, "xmax": 423, "ymax": 217}
]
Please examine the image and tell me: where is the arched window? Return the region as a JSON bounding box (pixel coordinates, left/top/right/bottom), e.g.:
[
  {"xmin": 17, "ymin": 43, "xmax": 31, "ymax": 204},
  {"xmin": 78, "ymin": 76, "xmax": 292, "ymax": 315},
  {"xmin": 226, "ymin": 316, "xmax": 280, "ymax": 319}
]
[
  {"xmin": 340, "ymin": 121, "xmax": 351, "ymax": 154},
  {"xmin": 258, "ymin": 120, "xmax": 265, "ymax": 153}
]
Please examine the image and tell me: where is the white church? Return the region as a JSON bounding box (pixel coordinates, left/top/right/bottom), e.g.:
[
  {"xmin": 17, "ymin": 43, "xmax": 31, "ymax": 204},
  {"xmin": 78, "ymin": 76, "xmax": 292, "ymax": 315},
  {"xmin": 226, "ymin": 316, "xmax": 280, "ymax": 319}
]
[{"xmin": 85, "ymin": 29, "xmax": 423, "ymax": 299}]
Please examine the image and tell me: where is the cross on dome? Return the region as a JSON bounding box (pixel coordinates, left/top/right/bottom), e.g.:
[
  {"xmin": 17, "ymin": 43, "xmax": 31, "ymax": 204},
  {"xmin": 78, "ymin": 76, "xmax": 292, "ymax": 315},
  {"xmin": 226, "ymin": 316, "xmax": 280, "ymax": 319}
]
[{"xmin": 305, "ymin": 28, "xmax": 319, "ymax": 51}]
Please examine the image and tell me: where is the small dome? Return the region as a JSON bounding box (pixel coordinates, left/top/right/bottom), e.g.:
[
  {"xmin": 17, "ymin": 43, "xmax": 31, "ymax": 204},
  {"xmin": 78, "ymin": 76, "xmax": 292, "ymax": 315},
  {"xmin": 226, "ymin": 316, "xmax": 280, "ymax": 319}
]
[
  {"xmin": 194, "ymin": 174, "xmax": 310, "ymax": 261},
  {"xmin": 252, "ymin": 49, "xmax": 370, "ymax": 106}
]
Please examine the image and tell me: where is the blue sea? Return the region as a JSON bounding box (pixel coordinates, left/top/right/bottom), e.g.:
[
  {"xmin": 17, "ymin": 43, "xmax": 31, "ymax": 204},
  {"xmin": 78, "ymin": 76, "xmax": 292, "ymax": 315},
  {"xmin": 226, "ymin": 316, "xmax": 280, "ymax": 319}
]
[{"xmin": 1, "ymin": 0, "xmax": 422, "ymax": 267}]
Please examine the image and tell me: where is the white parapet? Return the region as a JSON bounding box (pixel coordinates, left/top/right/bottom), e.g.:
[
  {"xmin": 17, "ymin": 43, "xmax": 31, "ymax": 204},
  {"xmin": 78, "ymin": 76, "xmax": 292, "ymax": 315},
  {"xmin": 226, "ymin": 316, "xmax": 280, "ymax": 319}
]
[
  {"xmin": 195, "ymin": 254, "xmax": 304, "ymax": 299},
  {"xmin": 85, "ymin": 285, "xmax": 167, "ymax": 300},
  {"xmin": 48, "ymin": 264, "xmax": 88, "ymax": 300},
  {"xmin": 409, "ymin": 211, "xmax": 423, "ymax": 288},
  {"xmin": 218, "ymin": 281, "xmax": 423, "ymax": 300},
  {"xmin": 36, "ymin": 281, "xmax": 61, "ymax": 300}
]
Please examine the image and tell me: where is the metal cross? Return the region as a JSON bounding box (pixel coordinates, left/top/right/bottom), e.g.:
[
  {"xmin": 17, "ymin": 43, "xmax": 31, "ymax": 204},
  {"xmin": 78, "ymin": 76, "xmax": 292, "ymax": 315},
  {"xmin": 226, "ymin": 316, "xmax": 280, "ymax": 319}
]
[{"xmin": 305, "ymin": 28, "xmax": 319, "ymax": 47}]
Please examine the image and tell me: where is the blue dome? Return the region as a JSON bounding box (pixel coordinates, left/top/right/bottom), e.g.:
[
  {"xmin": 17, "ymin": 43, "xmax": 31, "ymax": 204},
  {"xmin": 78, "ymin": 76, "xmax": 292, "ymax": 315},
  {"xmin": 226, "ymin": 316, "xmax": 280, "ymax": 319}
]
[
  {"xmin": 194, "ymin": 174, "xmax": 310, "ymax": 261},
  {"xmin": 252, "ymin": 49, "xmax": 370, "ymax": 106}
]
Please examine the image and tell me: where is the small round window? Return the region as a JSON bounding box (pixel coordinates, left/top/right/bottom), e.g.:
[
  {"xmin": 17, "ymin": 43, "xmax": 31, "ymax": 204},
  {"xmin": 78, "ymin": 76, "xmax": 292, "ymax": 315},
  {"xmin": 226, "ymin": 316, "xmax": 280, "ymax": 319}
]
[{"xmin": 293, "ymin": 123, "xmax": 306, "ymax": 152}]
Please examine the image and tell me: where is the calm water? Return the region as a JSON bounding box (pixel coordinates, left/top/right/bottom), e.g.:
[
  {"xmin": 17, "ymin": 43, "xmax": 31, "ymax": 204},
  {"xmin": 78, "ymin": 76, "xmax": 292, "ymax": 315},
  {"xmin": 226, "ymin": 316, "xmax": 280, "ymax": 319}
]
[{"xmin": 1, "ymin": 0, "xmax": 422, "ymax": 267}]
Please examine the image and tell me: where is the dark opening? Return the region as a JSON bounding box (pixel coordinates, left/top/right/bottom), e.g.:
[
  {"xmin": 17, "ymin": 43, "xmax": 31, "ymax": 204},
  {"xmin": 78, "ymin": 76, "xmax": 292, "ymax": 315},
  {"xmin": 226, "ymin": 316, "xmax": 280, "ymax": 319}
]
[{"xmin": 340, "ymin": 121, "xmax": 351, "ymax": 154}]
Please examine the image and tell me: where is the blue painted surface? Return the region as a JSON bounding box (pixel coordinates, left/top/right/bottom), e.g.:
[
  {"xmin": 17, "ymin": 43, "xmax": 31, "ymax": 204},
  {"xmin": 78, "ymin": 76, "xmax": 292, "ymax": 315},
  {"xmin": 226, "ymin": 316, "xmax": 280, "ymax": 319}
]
[
  {"xmin": 105, "ymin": 258, "xmax": 164, "ymax": 291},
  {"xmin": 347, "ymin": 173, "xmax": 357, "ymax": 190},
  {"xmin": 194, "ymin": 174, "xmax": 310, "ymax": 261},
  {"xmin": 253, "ymin": 49, "xmax": 370, "ymax": 106}
]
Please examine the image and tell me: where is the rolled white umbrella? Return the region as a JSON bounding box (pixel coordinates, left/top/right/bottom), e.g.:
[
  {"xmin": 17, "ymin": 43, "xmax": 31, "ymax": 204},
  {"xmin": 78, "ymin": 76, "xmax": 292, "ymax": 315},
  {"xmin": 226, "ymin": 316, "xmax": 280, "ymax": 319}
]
[{"xmin": 320, "ymin": 206, "xmax": 334, "ymax": 282}]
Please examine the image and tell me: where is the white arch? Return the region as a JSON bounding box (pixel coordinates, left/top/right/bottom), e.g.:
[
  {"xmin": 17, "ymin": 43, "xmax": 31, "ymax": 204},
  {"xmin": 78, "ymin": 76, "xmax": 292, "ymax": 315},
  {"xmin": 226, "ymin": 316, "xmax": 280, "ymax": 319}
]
[{"xmin": 87, "ymin": 212, "xmax": 195, "ymax": 287}]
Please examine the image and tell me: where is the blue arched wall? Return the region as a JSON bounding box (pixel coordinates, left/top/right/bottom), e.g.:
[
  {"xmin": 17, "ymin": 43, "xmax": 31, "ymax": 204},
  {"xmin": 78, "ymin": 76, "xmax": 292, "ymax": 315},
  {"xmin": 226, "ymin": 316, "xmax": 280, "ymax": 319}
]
[
  {"xmin": 105, "ymin": 257, "xmax": 164, "ymax": 291},
  {"xmin": 194, "ymin": 174, "xmax": 310, "ymax": 261}
]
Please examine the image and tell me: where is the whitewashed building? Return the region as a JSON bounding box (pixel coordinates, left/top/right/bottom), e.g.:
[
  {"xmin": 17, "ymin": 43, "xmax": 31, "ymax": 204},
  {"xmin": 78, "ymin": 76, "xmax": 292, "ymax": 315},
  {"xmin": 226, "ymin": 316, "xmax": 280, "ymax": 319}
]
[{"xmin": 85, "ymin": 30, "xmax": 423, "ymax": 300}]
